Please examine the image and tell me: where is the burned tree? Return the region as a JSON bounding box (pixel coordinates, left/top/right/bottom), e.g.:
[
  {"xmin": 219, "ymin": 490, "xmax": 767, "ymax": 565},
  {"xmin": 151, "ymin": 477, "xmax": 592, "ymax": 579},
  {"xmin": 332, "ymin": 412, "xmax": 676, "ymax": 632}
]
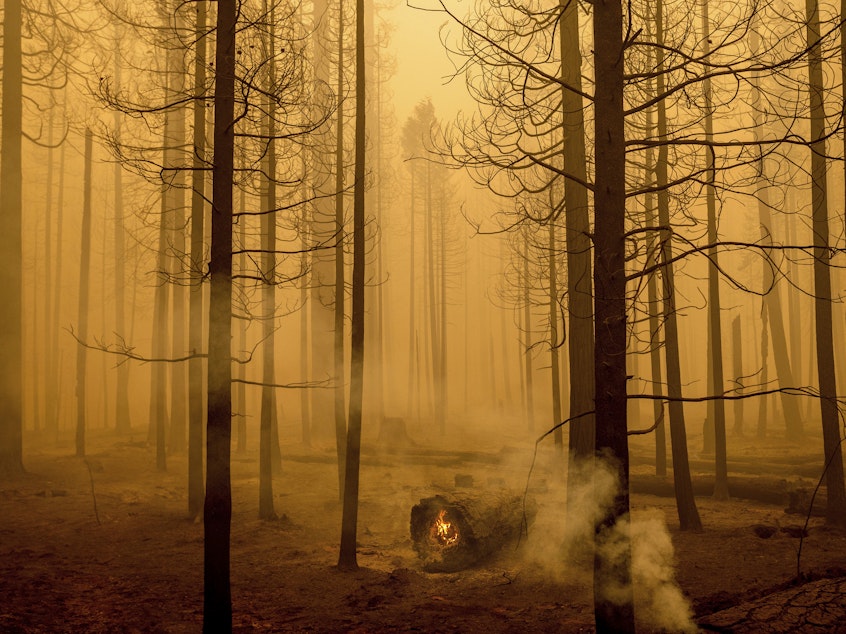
[
  {"xmin": 805, "ymin": 0, "xmax": 846, "ymax": 528},
  {"xmin": 338, "ymin": 0, "xmax": 367, "ymax": 572},
  {"xmin": 203, "ymin": 0, "xmax": 236, "ymax": 625},
  {"xmin": 75, "ymin": 130, "xmax": 95, "ymax": 459},
  {"xmin": 0, "ymin": 0, "xmax": 24, "ymax": 474}
]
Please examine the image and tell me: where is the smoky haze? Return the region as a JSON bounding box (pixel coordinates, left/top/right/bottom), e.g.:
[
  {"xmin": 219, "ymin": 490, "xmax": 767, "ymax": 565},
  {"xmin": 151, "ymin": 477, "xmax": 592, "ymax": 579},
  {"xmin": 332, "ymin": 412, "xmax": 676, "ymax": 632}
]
[{"xmin": 2, "ymin": 0, "xmax": 846, "ymax": 632}]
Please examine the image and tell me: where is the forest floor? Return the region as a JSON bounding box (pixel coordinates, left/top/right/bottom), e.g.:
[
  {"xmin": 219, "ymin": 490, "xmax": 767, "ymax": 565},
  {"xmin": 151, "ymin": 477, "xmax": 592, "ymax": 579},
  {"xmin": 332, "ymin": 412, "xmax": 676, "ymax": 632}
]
[{"xmin": 2, "ymin": 423, "xmax": 846, "ymax": 633}]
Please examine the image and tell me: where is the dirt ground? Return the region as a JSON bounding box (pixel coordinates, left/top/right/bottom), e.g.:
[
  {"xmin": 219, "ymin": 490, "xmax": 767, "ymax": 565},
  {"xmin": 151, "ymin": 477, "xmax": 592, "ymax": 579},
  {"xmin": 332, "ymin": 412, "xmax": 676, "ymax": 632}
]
[{"xmin": 2, "ymin": 426, "xmax": 845, "ymax": 633}]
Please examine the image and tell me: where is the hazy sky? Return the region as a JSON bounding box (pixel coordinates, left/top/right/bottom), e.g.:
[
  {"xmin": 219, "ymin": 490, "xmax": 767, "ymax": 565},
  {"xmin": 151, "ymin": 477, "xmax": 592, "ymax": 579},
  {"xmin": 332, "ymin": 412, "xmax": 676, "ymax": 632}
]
[{"xmin": 388, "ymin": 2, "xmax": 472, "ymax": 124}]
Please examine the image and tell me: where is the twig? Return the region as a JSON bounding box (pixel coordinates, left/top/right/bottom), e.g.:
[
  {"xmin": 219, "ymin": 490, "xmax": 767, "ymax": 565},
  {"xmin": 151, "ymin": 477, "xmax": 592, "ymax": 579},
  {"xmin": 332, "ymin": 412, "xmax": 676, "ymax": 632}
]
[
  {"xmin": 629, "ymin": 385, "xmax": 822, "ymax": 404},
  {"xmin": 518, "ymin": 410, "xmax": 595, "ymax": 546},
  {"xmin": 232, "ymin": 377, "xmax": 334, "ymax": 390},
  {"xmin": 67, "ymin": 327, "xmax": 206, "ymax": 364},
  {"xmin": 796, "ymin": 435, "xmax": 846, "ymax": 578}
]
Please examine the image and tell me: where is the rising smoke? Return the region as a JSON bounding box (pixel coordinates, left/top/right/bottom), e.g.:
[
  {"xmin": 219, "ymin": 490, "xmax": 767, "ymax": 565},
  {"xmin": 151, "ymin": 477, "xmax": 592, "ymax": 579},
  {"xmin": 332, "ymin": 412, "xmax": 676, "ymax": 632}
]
[{"xmin": 521, "ymin": 454, "xmax": 696, "ymax": 632}]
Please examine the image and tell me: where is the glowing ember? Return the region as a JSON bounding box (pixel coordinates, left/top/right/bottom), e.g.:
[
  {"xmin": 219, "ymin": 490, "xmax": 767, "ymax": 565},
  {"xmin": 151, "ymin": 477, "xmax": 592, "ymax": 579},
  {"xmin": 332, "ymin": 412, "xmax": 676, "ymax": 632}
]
[{"xmin": 433, "ymin": 509, "xmax": 460, "ymax": 547}]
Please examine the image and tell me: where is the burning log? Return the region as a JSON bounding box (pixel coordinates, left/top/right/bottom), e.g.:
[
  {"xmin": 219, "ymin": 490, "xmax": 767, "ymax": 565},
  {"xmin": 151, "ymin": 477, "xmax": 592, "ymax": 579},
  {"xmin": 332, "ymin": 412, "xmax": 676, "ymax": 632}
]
[{"xmin": 410, "ymin": 492, "xmax": 533, "ymax": 572}]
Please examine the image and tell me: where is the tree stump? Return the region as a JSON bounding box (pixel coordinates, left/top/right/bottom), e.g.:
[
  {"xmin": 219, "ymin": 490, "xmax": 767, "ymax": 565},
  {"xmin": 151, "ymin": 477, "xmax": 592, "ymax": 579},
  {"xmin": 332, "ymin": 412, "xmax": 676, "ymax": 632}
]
[
  {"xmin": 377, "ymin": 417, "xmax": 416, "ymax": 450},
  {"xmin": 409, "ymin": 492, "xmax": 533, "ymax": 572}
]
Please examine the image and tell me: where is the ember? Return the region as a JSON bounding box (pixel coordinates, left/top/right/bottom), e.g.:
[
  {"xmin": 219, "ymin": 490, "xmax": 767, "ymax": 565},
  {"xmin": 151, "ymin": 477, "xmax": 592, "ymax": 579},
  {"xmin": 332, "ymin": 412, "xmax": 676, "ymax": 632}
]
[
  {"xmin": 410, "ymin": 492, "xmax": 535, "ymax": 572},
  {"xmin": 432, "ymin": 509, "xmax": 460, "ymax": 547}
]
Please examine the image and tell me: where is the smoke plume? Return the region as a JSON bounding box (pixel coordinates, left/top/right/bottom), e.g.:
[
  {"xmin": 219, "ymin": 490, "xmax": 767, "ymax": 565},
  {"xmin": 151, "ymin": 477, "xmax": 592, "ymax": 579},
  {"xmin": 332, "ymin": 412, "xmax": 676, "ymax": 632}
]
[{"xmin": 522, "ymin": 455, "xmax": 696, "ymax": 632}]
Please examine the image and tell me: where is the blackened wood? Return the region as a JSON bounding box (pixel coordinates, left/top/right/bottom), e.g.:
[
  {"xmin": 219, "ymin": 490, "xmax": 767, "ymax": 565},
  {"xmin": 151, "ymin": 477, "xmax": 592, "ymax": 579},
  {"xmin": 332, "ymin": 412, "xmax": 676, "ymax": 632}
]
[{"xmin": 410, "ymin": 492, "xmax": 532, "ymax": 572}]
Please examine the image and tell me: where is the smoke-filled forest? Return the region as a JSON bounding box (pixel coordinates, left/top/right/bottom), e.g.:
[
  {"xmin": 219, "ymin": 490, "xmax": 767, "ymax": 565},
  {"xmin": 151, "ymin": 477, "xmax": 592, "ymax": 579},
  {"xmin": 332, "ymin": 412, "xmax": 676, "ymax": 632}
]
[{"xmin": 4, "ymin": 0, "xmax": 846, "ymax": 631}]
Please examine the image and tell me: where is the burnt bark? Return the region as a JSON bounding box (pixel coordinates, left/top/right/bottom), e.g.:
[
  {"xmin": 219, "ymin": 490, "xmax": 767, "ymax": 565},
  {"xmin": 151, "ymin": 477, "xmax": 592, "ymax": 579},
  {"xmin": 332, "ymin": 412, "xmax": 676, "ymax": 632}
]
[
  {"xmin": 592, "ymin": 0, "xmax": 635, "ymax": 630},
  {"xmin": 333, "ymin": 0, "xmax": 347, "ymax": 500},
  {"xmin": 643, "ymin": 35, "xmax": 666, "ymax": 478},
  {"xmin": 112, "ymin": 36, "xmax": 131, "ymax": 436},
  {"xmin": 731, "ymin": 316, "xmax": 744, "ymax": 436},
  {"xmin": 655, "ymin": 0, "xmax": 702, "ymax": 532},
  {"xmin": 701, "ymin": 0, "xmax": 729, "ymax": 501},
  {"xmin": 167, "ymin": 5, "xmax": 189, "ymax": 455},
  {"xmin": 338, "ymin": 0, "xmax": 366, "ymax": 572},
  {"xmin": 258, "ymin": 0, "xmax": 278, "ymax": 522},
  {"xmin": 806, "ymin": 0, "xmax": 846, "ymax": 528},
  {"xmin": 410, "ymin": 493, "xmax": 532, "ymax": 572},
  {"xmin": 203, "ymin": 0, "xmax": 236, "ymax": 624},
  {"xmin": 547, "ymin": 219, "xmax": 563, "ymax": 450},
  {"xmin": 522, "ymin": 229, "xmax": 535, "ymax": 432},
  {"xmin": 748, "ymin": 23, "xmax": 803, "ymax": 441},
  {"xmin": 188, "ymin": 0, "xmax": 208, "ymax": 521},
  {"xmin": 0, "ymin": 0, "xmax": 24, "ymax": 474},
  {"xmin": 75, "ymin": 130, "xmax": 94, "ymax": 459},
  {"xmin": 309, "ymin": 0, "xmax": 337, "ymax": 438},
  {"xmin": 559, "ymin": 0, "xmax": 594, "ymax": 464}
]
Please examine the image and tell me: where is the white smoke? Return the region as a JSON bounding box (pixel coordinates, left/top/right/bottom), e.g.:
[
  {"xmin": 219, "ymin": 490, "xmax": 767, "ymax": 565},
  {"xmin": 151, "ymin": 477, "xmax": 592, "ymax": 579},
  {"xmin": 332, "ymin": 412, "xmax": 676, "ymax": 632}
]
[
  {"xmin": 520, "ymin": 454, "xmax": 696, "ymax": 632},
  {"xmin": 615, "ymin": 510, "xmax": 696, "ymax": 633}
]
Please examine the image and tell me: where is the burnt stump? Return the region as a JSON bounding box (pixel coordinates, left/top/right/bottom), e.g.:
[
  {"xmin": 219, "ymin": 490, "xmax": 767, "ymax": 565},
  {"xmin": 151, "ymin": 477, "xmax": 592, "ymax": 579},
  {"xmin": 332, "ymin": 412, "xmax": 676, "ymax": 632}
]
[{"xmin": 409, "ymin": 492, "xmax": 532, "ymax": 572}]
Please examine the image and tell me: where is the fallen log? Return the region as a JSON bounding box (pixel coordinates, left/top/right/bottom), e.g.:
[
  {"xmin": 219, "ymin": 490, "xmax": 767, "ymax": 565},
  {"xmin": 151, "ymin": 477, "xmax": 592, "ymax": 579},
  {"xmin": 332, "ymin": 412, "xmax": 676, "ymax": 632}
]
[
  {"xmin": 410, "ymin": 491, "xmax": 533, "ymax": 572},
  {"xmin": 631, "ymin": 474, "xmax": 826, "ymax": 515},
  {"xmin": 631, "ymin": 453, "xmax": 827, "ymax": 479}
]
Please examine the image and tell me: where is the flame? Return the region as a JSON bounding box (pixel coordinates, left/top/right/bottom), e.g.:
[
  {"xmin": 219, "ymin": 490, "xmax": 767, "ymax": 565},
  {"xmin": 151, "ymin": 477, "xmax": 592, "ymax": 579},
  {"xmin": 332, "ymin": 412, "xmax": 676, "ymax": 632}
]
[{"xmin": 433, "ymin": 509, "xmax": 460, "ymax": 547}]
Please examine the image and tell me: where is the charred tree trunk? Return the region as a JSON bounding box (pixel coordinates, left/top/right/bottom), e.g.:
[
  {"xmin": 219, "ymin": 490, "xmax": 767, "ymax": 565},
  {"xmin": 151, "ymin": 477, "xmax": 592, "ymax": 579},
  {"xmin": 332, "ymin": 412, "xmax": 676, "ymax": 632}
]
[
  {"xmin": 259, "ymin": 0, "xmax": 278, "ymax": 521},
  {"xmin": 48, "ymin": 102, "xmax": 68, "ymax": 442},
  {"xmin": 297, "ymin": 3, "xmax": 311, "ymax": 445},
  {"xmin": 498, "ymin": 240, "xmax": 512, "ymax": 414},
  {"xmin": 338, "ymin": 0, "xmax": 366, "ymax": 572},
  {"xmin": 560, "ymin": 0, "xmax": 596, "ymax": 526},
  {"xmin": 643, "ymin": 33, "xmax": 667, "ymax": 477},
  {"xmin": 170, "ymin": 227, "xmax": 188, "ymax": 454},
  {"xmin": 188, "ymin": 0, "xmax": 208, "ymax": 521},
  {"xmin": 522, "ymin": 228, "xmax": 535, "ymax": 432},
  {"xmin": 425, "ymin": 161, "xmax": 439, "ymax": 425},
  {"xmin": 559, "ymin": 0, "xmax": 594, "ymax": 462},
  {"xmin": 806, "ymin": 0, "xmax": 846, "ymax": 528},
  {"xmin": 785, "ymin": 203, "xmax": 803, "ymax": 399},
  {"xmin": 655, "ymin": 0, "xmax": 702, "ymax": 532},
  {"xmin": 299, "ymin": 148, "xmax": 311, "ymax": 447},
  {"xmin": 150, "ymin": 68, "xmax": 173, "ymax": 471},
  {"xmin": 406, "ymin": 168, "xmax": 417, "ymax": 421},
  {"xmin": 701, "ymin": 0, "xmax": 728, "ymax": 500},
  {"xmin": 235, "ymin": 193, "xmax": 247, "ymax": 454},
  {"xmin": 464, "ymin": 237, "xmax": 470, "ymax": 417},
  {"xmin": 548, "ymin": 218, "xmax": 563, "ymax": 450},
  {"xmin": 203, "ymin": 0, "xmax": 236, "ymax": 624},
  {"xmin": 592, "ymin": 1, "xmax": 635, "ymax": 630},
  {"xmin": 646, "ymin": 236, "xmax": 667, "ymax": 477},
  {"xmin": 731, "ymin": 316, "xmax": 744, "ymax": 436},
  {"xmin": 0, "ymin": 0, "xmax": 24, "ymax": 473},
  {"xmin": 309, "ymin": 0, "xmax": 337, "ymax": 439},
  {"xmin": 168, "ymin": 7, "xmax": 189, "ymax": 455},
  {"xmin": 371, "ymin": 14, "xmax": 386, "ymax": 426},
  {"xmin": 169, "ymin": 239, "xmax": 188, "ymax": 451},
  {"xmin": 758, "ymin": 301, "xmax": 769, "ymax": 439},
  {"xmin": 439, "ymin": 185, "xmax": 448, "ymax": 434},
  {"xmin": 43, "ymin": 112, "xmax": 56, "ymax": 437},
  {"xmin": 749, "ymin": 25, "xmax": 803, "ymax": 441},
  {"xmin": 112, "ymin": 35, "xmax": 132, "ymax": 436},
  {"xmin": 75, "ymin": 130, "xmax": 94, "ymax": 459},
  {"xmin": 334, "ymin": 1, "xmax": 347, "ymax": 501}
]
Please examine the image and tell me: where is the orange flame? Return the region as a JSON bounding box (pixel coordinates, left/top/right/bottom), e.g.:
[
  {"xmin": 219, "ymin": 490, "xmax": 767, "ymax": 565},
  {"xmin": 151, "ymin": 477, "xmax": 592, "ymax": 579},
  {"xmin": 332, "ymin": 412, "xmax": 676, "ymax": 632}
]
[{"xmin": 433, "ymin": 509, "xmax": 460, "ymax": 547}]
